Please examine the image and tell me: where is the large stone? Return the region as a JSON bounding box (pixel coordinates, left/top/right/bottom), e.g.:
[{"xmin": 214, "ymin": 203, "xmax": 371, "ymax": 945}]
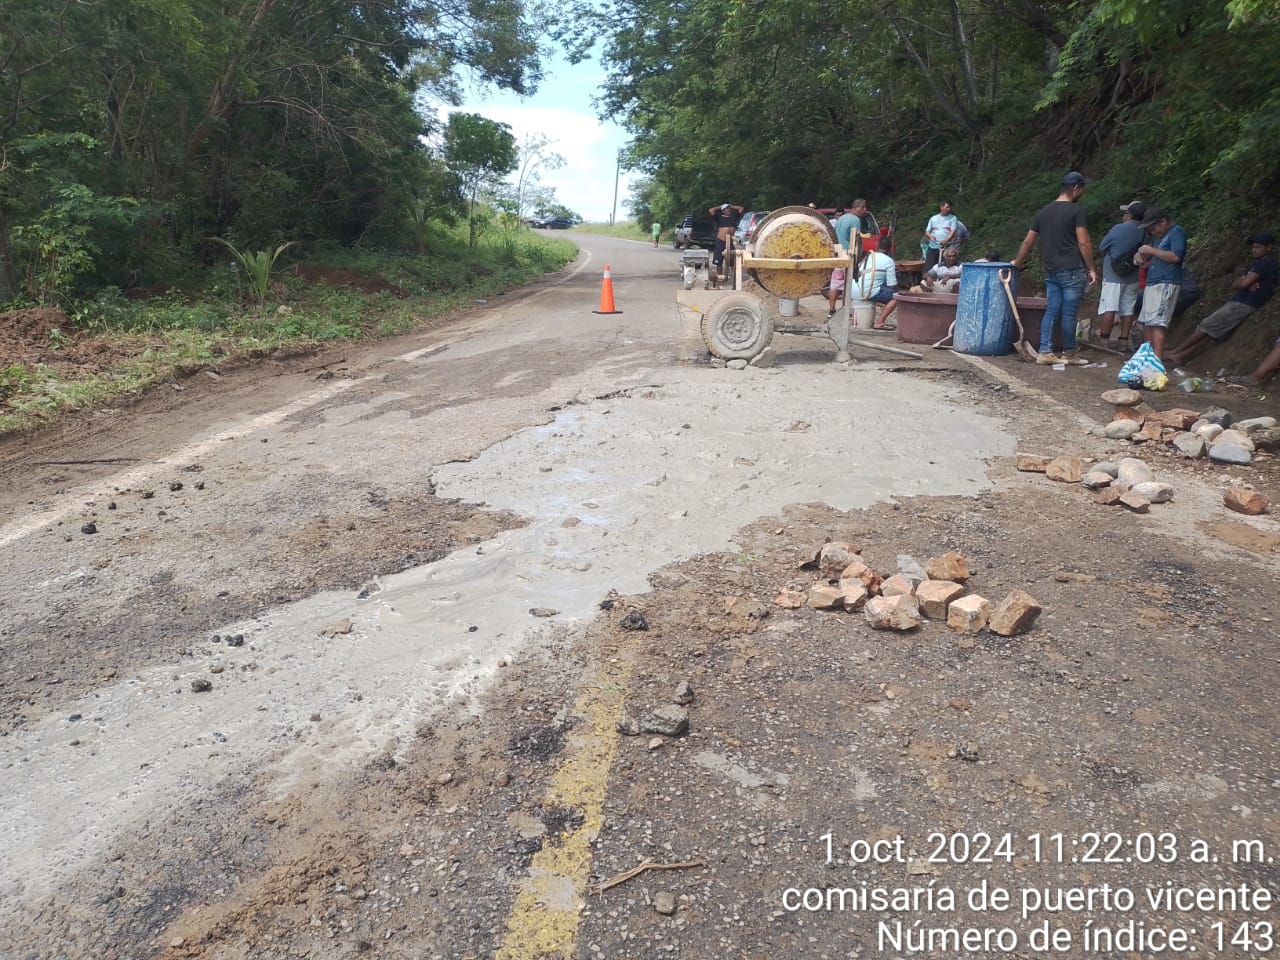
[
  {"xmin": 1132, "ymin": 481, "xmax": 1174, "ymax": 504},
  {"xmin": 1104, "ymin": 420, "xmax": 1143, "ymax": 439},
  {"xmin": 1215, "ymin": 429, "xmax": 1255, "ymax": 452},
  {"xmin": 896, "ymin": 555, "xmax": 927, "ymax": 584},
  {"xmin": 1224, "ymin": 487, "xmax": 1270, "ymax": 515},
  {"xmin": 1237, "ymin": 416, "xmax": 1278, "ymax": 434},
  {"xmin": 1110, "ymin": 404, "xmax": 1149, "ymax": 423},
  {"xmin": 925, "ymin": 551, "xmax": 970, "ymax": 582},
  {"xmin": 727, "ymin": 358, "xmax": 749, "ymax": 370},
  {"xmin": 947, "ymin": 594, "xmax": 990, "ymax": 634},
  {"xmin": 1136, "ymin": 420, "xmax": 1166, "ymax": 443},
  {"xmin": 1093, "ymin": 487, "xmax": 1124, "ymax": 506},
  {"xmin": 1200, "ymin": 407, "xmax": 1233, "ymax": 427},
  {"xmin": 641, "ymin": 705, "xmax": 689, "ymax": 737},
  {"xmin": 1208, "ymin": 443, "xmax": 1252, "ymax": 465},
  {"xmin": 1016, "ymin": 453, "xmax": 1052, "ymax": 472},
  {"xmin": 864, "ymin": 594, "xmax": 922, "ymax": 631},
  {"xmin": 1093, "ymin": 461, "xmax": 1120, "ymax": 478},
  {"xmin": 818, "ymin": 541, "xmax": 862, "ymax": 575},
  {"xmin": 880, "ymin": 574, "xmax": 915, "ymax": 598},
  {"xmin": 1045, "ymin": 456, "xmax": 1084, "ymax": 482},
  {"xmin": 1101, "ymin": 388, "xmax": 1143, "ymax": 406},
  {"xmin": 1159, "ymin": 408, "xmax": 1202, "ymax": 430},
  {"xmin": 1172, "ymin": 433, "xmax": 1206, "ymax": 459},
  {"xmin": 774, "ymin": 588, "xmax": 806, "ymax": 609},
  {"xmin": 838, "ymin": 580, "xmax": 870, "ymax": 610},
  {"xmin": 1254, "ymin": 427, "xmax": 1280, "ymax": 452},
  {"xmin": 1116, "ymin": 457, "xmax": 1154, "ymax": 485},
  {"xmin": 988, "ymin": 591, "xmax": 1042, "ymax": 636},
  {"xmin": 1192, "ymin": 422, "xmax": 1224, "ymax": 442},
  {"xmin": 1119, "ymin": 490, "xmax": 1151, "ymax": 513},
  {"xmin": 917, "ymin": 580, "xmax": 965, "ymax": 618},
  {"xmin": 749, "ymin": 347, "xmax": 777, "ymax": 369},
  {"xmin": 1081, "ymin": 471, "xmax": 1114, "ymax": 489},
  {"xmin": 807, "ymin": 584, "xmax": 845, "ymax": 610},
  {"xmin": 840, "ymin": 560, "xmax": 882, "ymax": 594}
]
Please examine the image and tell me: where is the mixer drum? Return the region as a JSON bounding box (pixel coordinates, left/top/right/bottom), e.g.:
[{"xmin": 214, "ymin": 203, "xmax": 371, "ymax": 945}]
[{"xmin": 748, "ymin": 206, "xmax": 839, "ymax": 300}]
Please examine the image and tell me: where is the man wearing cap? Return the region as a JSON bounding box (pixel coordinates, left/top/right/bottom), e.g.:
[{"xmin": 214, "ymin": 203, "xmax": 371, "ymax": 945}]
[
  {"xmin": 708, "ymin": 202, "xmax": 745, "ymax": 275},
  {"xmin": 1166, "ymin": 233, "xmax": 1278, "ymax": 367},
  {"xmin": 1011, "ymin": 171, "xmax": 1098, "ymax": 365},
  {"xmin": 1095, "ymin": 201, "xmax": 1147, "ymax": 344},
  {"xmin": 1133, "ymin": 208, "xmax": 1187, "ymax": 359}
]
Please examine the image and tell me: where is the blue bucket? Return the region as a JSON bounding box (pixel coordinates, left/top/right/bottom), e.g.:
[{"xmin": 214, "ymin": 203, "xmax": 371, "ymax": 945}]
[{"xmin": 954, "ymin": 262, "xmax": 1017, "ymax": 356}]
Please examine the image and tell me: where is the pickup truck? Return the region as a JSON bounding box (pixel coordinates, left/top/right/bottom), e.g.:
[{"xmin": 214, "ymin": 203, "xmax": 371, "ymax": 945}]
[{"xmin": 673, "ymin": 216, "xmax": 717, "ymax": 250}]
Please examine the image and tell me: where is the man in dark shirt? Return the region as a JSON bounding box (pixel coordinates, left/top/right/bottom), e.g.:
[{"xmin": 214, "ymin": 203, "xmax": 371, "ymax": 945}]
[
  {"xmin": 708, "ymin": 202, "xmax": 745, "ymax": 275},
  {"xmin": 1167, "ymin": 233, "xmax": 1279, "ymax": 367},
  {"xmin": 1011, "ymin": 171, "xmax": 1098, "ymax": 365}
]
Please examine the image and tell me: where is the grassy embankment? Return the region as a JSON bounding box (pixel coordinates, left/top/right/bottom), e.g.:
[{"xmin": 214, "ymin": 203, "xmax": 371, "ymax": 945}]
[{"xmin": 0, "ymin": 227, "xmax": 576, "ymax": 435}]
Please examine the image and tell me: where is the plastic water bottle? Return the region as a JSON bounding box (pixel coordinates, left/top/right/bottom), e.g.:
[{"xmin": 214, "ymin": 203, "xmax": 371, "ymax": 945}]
[{"xmin": 1178, "ymin": 377, "xmax": 1203, "ymax": 392}]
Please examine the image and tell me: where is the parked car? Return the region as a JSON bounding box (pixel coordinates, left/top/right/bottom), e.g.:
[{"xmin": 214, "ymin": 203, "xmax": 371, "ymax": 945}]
[
  {"xmin": 674, "ymin": 215, "xmax": 716, "ymax": 250},
  {"xmin": 537, "ymin": 217, "xmax": 574, "ymax": 229},
  {"xmin": 733, "ymin": 210, "xmax": 766, "ymax": 245}
]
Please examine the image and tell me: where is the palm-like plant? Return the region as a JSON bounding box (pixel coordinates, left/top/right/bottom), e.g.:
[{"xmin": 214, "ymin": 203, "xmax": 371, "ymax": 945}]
[{"xmin": 211, "ymin": 238, "xmax": 296, "ymax": 302}]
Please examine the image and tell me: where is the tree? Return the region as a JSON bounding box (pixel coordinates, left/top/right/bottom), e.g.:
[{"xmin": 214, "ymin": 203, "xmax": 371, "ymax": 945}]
[
  {"xmin": 444, "ymin": 112, "xmax": 518, "ymax": 247},
  {"xmin": 511, "ymin": 133, "xmax": 566, "ymax": 221}
]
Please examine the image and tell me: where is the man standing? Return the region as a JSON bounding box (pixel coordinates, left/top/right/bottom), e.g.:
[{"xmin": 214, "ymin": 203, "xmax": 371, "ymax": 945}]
[
  {"xmin": 651, "ymin": 220, "xmax": 662, "ymax": 247},
  {"xmin": 829, "ymin": 199, "xmax": 869, "ymax": 318},
  {"xmin": 708, "ymin": 202, "xmax": 745, "ymax": 275},
  {"xmin": 1095, "ymin": 201, "xmax": 1146, "ymax": 343},
  {"xmin": 1011, "ymin": 171, "xmax": 1098, "ymax": 365},
  {"xmin": 923, "ymin": 201, "xmax": 958, "ymax": 272},
  {"xmin": 1167, "ymin": 233, "xmax": 1277, "ymax": 367},
  {"xmin": 1133, "ymin": 207, "xmax": 1187, "ymax": 360}
]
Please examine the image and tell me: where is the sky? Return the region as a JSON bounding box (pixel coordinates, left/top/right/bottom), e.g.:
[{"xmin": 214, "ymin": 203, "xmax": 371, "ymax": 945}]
[{"xmin": 446, "ymin": 53, "xmax": 639, "ymax": 224}]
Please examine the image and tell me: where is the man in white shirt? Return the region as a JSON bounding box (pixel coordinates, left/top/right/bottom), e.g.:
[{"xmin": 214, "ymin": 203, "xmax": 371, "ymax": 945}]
[{"xmin": 849, "ymin": 236, "xmax": 901, "ymax": 330}]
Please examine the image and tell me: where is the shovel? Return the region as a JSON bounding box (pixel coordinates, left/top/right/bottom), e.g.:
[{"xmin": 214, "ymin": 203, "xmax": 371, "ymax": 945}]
[{"xmin": 999, "ymin": 268, "xmax": 1036, "ymax": 362}]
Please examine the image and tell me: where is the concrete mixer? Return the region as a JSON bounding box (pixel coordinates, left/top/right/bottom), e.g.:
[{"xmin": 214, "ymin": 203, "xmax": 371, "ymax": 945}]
[{"xmin": 675, "ymin": 205, "xmax": 856, "ymax": 364}]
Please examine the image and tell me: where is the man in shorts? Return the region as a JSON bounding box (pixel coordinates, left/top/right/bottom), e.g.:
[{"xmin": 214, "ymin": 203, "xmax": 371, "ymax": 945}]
[
  {"xmin": 1167, "ymin": 233, "xmax": 1278, "ymax": 367},
  {"xmin": 1096, "ymin": 201, "xmax": 1146, "ymax": 343},
  {"xmin": 829, "ymin": 199, "xmax": 869, "ymax": 318},
  {"xmin": 1134, "ymin": 207, "xmax": 1187, "ymax": 360}
]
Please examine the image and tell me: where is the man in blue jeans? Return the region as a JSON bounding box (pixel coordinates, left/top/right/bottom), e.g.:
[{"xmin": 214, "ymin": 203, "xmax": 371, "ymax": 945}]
[{"xmin": 1011, "ymin": 171, "xmax": 1099, "ymax": 365}]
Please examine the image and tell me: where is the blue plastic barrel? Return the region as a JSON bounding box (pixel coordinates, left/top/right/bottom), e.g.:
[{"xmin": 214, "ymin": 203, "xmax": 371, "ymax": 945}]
[{"xmin": 954, "ymin": 262, "xmax": 1016, "ymax": 356}]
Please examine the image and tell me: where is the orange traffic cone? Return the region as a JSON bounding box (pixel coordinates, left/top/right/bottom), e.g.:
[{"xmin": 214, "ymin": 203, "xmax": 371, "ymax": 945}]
[{"xmin": 592, "ymin": 264, "xmax": 623, "ymax": 315}]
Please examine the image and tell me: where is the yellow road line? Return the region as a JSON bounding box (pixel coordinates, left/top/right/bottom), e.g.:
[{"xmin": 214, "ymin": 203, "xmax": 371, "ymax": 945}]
[{"xmin": 496, "ymin": 660, "xmax": 631, "ymax": 959}]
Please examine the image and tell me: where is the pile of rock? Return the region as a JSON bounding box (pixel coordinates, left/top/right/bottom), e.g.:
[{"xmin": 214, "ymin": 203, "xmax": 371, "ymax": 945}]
[
  {"xmin": 777, "ymin": 544, "xmax": 1042, "ymax": 636},
  {"xmin": 1100, "ymin": 388, "xmax": 1277, "ymax": 467},
  {"xmin": 1018, "ymin": 453, "xmax": 1173, "ymax": 514}
]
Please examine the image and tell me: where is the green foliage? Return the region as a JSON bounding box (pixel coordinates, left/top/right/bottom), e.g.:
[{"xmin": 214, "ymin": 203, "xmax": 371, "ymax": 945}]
[
  {"xmin": 444, "ymin": 113, "xmax": 519, "ymax": 248},
  {"xmin": 210, "ymin": 239, "xmax": 297, "ymax": 303}
]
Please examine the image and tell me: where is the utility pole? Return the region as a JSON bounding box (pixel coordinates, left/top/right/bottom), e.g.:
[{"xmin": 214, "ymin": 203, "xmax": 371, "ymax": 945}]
[{"xmin": 610, "ymin": 149, "xmax": 621, "ymax": 228}]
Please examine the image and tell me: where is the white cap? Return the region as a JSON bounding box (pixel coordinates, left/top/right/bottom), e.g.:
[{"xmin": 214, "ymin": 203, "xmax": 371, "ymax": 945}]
[{"xmin": 721, "ymin": 203, "xmax": 730, "ymax": 210}]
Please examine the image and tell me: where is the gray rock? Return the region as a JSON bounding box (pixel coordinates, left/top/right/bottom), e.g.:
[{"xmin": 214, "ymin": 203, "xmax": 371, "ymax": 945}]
[
  {"xmin": 1116, "ymin": 457, "xmax": 1154, "ymax": 485},
  {"xmin": 749, "ymin": 347, "xmax": 777, "ymax": 369},
  {"xmin": 1201, "ymin": 407, "xmax": 1233, "ymax": 427},
  {"xmin": 642, "ymin": 704, "xmax": 689, "ymax": 737},
  {"xmin": 727, "ymin": 358, "xmax": 749, "ymax": 370},
  {"xmin": 673, "ymin": 681, "xmax": 695, "ymax": 706},
  {"xmin": 1193, "ymin": 422, "xmax": 1224, "ymax": 442},
  {"xmin": 1081, "ymin": 471, "xmax": 1114, "ymax": 489},
  {"xmin": 896, "ymin": 554, "xmax": 927, "ymax": 584},
  {"xmin": 1093, "ymin": 461, "xmax": 1120, "ymax": 478},
  {"xmin": 1216, "ymin": 429, "xmax": 1255, "ymax": 451},
  {"xmin": 1208, "ymin": 443, "xmax": 1252, "ymax": 465},
  {"xmin": 1237, "ymin": 416, "xmax": 1277, "ymax": 433},
  {"xmin": 654, "ymin": 891, "xmax": 678, "ymax": 915},
  {"xmin": 1132, "ymin": 481, "xmax": 1174, "ymax": 503},
  {"xmin": 1102, "ymin": 388, "xmax": 1143, "ymax": 406},
  {"xmin": 1103, "ymin": 420, "xmax": 1142, "ymax": 439},
  {"xmin": 1172, "ymin": 433, "xmax": 1206, "ymax": 458},
  {"xmin": 615, "ymin": 716, "xmax": 641, "ymax": 736}
]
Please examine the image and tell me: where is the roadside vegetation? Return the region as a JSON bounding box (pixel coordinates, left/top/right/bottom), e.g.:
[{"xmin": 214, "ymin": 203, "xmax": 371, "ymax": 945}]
[
  {"xmin": 574, "ymin": 222, "xmax": 651, "ymax": 243},
  {"xmin": 0, "ymin": 0, "xmax": 596, "ymax": 434}
]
